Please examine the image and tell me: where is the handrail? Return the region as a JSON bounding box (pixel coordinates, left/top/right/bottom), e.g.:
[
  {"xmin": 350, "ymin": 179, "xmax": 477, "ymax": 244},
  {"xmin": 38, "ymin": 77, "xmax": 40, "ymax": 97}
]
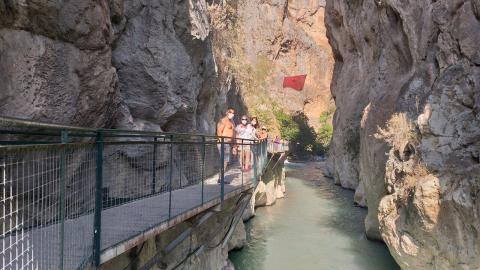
[{"xmin": 0, "ymin": 116, "xmax": 259, "ymax": 142}]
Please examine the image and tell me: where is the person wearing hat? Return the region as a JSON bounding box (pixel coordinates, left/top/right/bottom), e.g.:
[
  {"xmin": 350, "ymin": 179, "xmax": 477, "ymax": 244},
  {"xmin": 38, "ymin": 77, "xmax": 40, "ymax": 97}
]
[{"xmin": 258, "ymin": 126, "xmax": 268, "ymax": 140}]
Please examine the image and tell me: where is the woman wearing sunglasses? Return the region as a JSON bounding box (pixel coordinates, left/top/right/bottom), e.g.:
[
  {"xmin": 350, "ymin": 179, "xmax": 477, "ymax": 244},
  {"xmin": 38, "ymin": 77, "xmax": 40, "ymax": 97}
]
[{"xmin": 235, "ymin": 115, "xmax": 257, "ymax": 171}]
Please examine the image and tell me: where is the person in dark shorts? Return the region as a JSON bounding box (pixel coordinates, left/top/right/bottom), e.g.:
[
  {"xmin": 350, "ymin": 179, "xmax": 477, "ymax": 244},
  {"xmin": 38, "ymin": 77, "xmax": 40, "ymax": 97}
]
[{"xmin": 216, "ymin": 108, "xmax": 237, "ymax": 183}]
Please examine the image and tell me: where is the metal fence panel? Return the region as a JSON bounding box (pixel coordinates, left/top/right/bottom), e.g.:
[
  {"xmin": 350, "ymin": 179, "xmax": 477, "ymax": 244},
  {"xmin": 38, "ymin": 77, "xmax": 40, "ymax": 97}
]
[{"xmin": 0, "ymin": 145, "xmax": 95, "ymax": 270}]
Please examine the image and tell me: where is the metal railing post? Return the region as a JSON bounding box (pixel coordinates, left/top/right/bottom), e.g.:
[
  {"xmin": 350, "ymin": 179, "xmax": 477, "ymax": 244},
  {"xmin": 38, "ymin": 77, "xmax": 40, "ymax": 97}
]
[
  {"xmin": 253, "ymin": 143, "xmax": 258, "ymax": 184},
  {"xmin": 260, "ymin": 140, "xmax": 264, "ymax": 172},
  {"xmin": 265, "ymin": 140, "xmax": 268, "ymax": 167},
  {"xmin": 241, "ymin": 139, "xmax": 244, "ymax": 186},
  {"xmin": 263, "ymin": 140, "xmax": 267, "ymax": 171},
  {"xmin": 257, "ymin": 142, "xmax": 260, "ymax": 172},
  {"xmin": 151, "ymin": 137, "xmax": 157, "ymax": 195},
  {"xmin": 259, "ymin": 140, "xmax": 262, "ymax": 172},
  {"xmin": 1, "ymin": 160, "xmax": 4, "ymax": 269},
  {"xmin": 179, "ymin": 143, "xmax": 182, "ymax": 188},
  {"xmin": 201, "ymin": 137, "xmax": 206, "ymax": 205},
  {"xmin": 93, "ymin": 131, "xmax": 104, "ymax": 267},
  {"xmin": 168, "ymin": 135, "xmax": 173, "ymax": 219},
  {"xmin": 59, "ymin": 130, "xmax": 68, "ymax": 270},
  {"xmin": 220, "ymin": 138, "xmax": 225, "ymax": 202}
]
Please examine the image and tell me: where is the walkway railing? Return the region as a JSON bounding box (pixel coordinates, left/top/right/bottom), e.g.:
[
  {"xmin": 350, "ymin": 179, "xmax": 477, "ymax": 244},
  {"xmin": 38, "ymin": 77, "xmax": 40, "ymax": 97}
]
[
  {"xmin": 267, "ymin": 140, "xmax": 289, "ymax": 153},
  {"xmin": 0, "ymin": 117, "xmax": 282, "ymax": 269}
]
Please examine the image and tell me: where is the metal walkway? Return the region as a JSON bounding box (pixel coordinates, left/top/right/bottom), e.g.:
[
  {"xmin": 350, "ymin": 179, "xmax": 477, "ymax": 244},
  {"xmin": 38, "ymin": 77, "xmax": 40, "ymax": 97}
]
[
  {"xmin": 1, "ymin": 167, "xmax": 251, "ymax": 269},
  {"xmin": 0, "ymin": 117, "xmax": 286, "ymax": 269}
]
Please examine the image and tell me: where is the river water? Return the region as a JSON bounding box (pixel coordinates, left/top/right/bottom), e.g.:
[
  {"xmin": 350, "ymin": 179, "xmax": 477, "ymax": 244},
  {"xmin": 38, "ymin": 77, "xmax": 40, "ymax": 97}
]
[{"xmin": 229, "ymin": 162, "xmax": 399, "ymax": 270}]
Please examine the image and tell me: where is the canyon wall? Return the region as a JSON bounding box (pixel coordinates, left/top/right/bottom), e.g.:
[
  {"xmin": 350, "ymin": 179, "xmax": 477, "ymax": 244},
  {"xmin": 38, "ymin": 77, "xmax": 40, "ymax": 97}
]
[
  {"xmin": 237, "ymin": 0, "xmax": 334, "ymax": 129},
  {"xmin": 326, "ymin": 0, "xmax": 480, "ymax": 269},
  {"xmin": 0, "ymin": 0, "xmax": 231, "ymax": 134},
  {"xmin": 210, "ymin": 0, "xmax": 334, "ymax": 132}
]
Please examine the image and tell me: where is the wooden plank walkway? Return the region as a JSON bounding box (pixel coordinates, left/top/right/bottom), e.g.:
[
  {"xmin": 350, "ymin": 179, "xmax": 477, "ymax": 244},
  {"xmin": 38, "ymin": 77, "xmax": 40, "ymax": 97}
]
[{"xmin": 1, "ymin": 167, "xmax": 253, "ymax": 270}]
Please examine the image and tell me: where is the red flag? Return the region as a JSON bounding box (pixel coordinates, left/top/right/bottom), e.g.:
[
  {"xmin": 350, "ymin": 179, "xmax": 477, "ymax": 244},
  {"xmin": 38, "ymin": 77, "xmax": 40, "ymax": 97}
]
[{"xmin": 282, "ymin": 74, "xmax": 307, "ymax": 91}]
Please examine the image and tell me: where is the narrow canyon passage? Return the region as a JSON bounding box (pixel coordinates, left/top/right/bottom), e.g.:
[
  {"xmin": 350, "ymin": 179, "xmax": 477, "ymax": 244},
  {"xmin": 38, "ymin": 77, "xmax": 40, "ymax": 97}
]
[
  {"xmin": 230, "ymin": 162, "xmax": 399, "ymax": 270},
  {"xmin": 1, "ymin": 0, "xmax": 478, "ymax": 268}
]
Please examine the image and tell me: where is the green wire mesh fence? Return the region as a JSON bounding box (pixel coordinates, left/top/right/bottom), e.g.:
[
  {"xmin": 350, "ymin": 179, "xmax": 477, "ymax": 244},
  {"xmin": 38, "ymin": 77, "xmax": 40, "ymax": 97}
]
[{"xmin": 0, "ymin": 117, "xmax": 281, "ymax": 269}]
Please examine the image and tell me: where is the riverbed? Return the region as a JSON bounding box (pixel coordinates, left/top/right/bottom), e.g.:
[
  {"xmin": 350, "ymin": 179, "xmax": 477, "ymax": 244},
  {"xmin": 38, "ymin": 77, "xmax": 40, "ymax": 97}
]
[{"xmin": 229, "ymin": 162, "xmax": 399, "ymax": 270}]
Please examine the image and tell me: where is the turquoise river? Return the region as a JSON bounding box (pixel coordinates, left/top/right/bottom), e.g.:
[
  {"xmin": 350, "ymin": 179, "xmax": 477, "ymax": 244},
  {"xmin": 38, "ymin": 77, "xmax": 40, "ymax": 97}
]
[{"xmin": 229, "ymin": 162, "xmax": 400, "ymax": 270}]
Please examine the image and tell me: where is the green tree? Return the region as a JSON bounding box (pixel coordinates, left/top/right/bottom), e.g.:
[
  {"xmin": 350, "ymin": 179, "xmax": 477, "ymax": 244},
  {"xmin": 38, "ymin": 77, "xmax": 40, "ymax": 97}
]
[
  {"xmin": 274, "ymin": 110, "xmax": 318, "ymax": 158},
  {"xmin": 274, "ymin": 110, "xmax": 299, "ymax": 141},
  {"xmin": 315, "ymin": 111, "xmax": 334, "ymax": 154}
]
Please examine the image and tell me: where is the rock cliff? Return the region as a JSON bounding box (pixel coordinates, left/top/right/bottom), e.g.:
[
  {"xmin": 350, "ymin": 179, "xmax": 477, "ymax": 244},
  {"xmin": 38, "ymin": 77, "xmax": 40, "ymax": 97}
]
[
  {"xmin": 326, "ymin": 0, "xmax": 480, "ymax": 268},
  {"xmin": 209, "ymin": 0, "xmax": 334, "ymax": 131},
  {"xmin": 0, "ymin": 0, "xmax": 119, "ymax": 127},
  {"xmin": 0, "ymin": 0, "xmax": 229, "ymax": 133},
  {"xmin": 239, "ymin": 0, "xmax": 334, "ymax": 129}
]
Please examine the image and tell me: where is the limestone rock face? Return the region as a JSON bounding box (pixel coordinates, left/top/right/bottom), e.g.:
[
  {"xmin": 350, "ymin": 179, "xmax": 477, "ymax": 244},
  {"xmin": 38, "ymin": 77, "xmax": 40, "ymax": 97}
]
[
  {"xmin": 112, "ymin": 0, "xmax": 219, "ymax": 133},
  {"xmin": 227, "ymin": 219, "xmax": 246, "ymax": 251},
  {"xmin": 211, "ymin": 0, "xmax": 334, "ymax": 130},
  {"xmin": 0, "ymin": 0, "xmax": 114, "ymax": 49},
  {"xmin": 0, "ymin": 0, "xmax": 229, "ymax": 133},
  {"xmin": 242, "ymin": 193, "xmax": 256, "ymax": 221},
  {"xmin": 326, "ymin": 0, "xmax": 480, "ymax": 268},
  {"xmin": 254, "ymin": 173, "xmax": 286, "ymax": 207},
  {"xmin": 0, "ymin": 0, "xmax": 118, "ymax": 127},
  {"xmin": 256, "ymin": 0, "xmax": 334, "ymax": 129}
]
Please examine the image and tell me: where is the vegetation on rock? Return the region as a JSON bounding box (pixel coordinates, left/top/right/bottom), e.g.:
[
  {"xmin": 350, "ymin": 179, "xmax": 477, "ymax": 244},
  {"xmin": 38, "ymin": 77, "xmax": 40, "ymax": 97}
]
[
  {"xmin": 274, "ymin": 110, "xmax": 333, "ymax": 158},
  {"xmin": 315, "ymin": 110, "xmax": 334, "ymax": 153}
]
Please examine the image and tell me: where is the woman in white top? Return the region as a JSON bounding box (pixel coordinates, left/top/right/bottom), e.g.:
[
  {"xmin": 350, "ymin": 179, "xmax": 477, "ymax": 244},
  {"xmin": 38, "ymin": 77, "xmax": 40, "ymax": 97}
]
[{"xmin": 235, "ymin": 115, "xmax": 256, "ymax": 171}]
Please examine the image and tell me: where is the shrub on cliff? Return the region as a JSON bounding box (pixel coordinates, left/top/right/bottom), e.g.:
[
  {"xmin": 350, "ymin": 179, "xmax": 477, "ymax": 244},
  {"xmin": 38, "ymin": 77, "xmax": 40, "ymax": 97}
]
[
  {"xmin": 274, "ymin": 110, "xmax": 299, "ymax": 141},
  {"xmin": 315, "ymin": 111, "xmax": 334, "ymax": 154},
  {"xmin": 275, "ymin": 110, "xmax": 321, "ymax": 158}
]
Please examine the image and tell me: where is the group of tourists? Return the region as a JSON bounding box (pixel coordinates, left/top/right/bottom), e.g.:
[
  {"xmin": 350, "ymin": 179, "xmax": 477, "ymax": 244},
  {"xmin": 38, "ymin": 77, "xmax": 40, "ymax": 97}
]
[{"xmin": 216, "ymin": 107, "xmax": 268, "ymax": 173}]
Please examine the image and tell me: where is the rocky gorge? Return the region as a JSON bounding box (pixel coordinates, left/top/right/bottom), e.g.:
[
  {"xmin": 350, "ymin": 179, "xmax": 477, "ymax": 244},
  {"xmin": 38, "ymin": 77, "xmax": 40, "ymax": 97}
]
[{"xmin": 2, "ymin": 0, "xmax": 480, "ymax": 269}]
